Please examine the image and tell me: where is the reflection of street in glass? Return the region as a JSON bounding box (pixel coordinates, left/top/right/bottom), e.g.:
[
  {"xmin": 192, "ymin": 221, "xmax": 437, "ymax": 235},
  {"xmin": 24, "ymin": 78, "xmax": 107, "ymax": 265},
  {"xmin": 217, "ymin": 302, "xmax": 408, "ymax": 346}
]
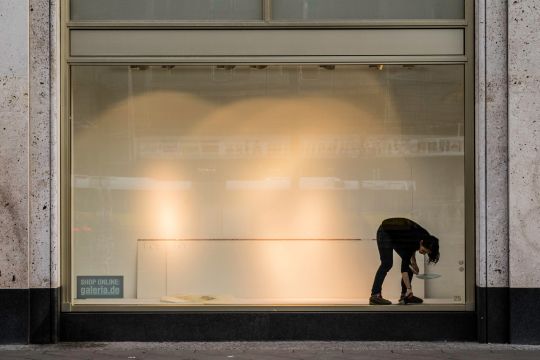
[{"xmin": 135, "ymin": 135, "xmax": 463, "ymax": 160}]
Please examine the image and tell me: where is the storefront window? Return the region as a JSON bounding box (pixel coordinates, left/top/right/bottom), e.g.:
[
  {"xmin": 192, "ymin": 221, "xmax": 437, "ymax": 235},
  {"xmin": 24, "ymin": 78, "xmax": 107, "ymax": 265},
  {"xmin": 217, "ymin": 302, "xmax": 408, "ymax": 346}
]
[
  {"xmin": 272, "ymin": 0, "xmax": 464, "ymax": 20},
  {"xmin": 70, "ymin": 0, "xmax": 263, "ymax": 21},
  {"xmin": 69, "ymin": 0, "xmax": 464, "ymax": 21},
  {"xmin": 71, "ymin": 64, "xmax": 465, "ymax": 306}
]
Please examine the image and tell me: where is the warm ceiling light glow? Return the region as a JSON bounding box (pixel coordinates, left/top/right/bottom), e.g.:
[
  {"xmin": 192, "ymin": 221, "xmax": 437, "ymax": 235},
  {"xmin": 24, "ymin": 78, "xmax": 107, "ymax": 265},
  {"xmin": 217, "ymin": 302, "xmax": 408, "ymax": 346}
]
[
  {"xmin": 152, "ymin": 190, "xmax": 183, "ymax": 239},
  {"xmin": 140, "ymin": 161, "xmax": 190, "ymax": 239},
  {"xmin": 75, "ymin": 77, "xmax": 402, "ymax": 241},
  {"xmin": 294, "ymin": 193, "xmax": 328, "ymax": 238}
]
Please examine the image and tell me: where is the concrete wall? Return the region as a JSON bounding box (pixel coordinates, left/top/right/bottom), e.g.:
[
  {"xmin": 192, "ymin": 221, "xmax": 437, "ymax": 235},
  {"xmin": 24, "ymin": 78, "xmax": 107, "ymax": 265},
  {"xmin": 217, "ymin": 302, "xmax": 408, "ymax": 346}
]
[
  {"xmin": 476, "ymin": 0, "xmax": 540, "ymax": 344},
  {"xmin": 0, "ymin": 0, "xmax": 58, "ymax": 344},
  {"xmin": 0, "ymin": 0, "xmax": 30, "ymax": 290},
  {"xmin": 508, "ymin": 0, "xmax": 540, "ymax": 289},
  {"xmin": 508, "ymin": 0, "xmax": 540, "ymax": 344},
  {"xmin": 475, "ymin": 0, "xmax": 510, "ymax": 343},
  {"xmin": 0, "ymin": 0, "xmax": 59, "ymax": 289}
]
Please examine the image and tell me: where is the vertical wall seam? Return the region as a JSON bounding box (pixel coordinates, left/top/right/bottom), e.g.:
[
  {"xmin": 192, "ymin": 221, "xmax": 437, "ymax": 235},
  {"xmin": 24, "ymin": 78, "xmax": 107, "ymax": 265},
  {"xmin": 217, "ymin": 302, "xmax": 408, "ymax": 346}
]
[
  {"xmin": 48, "ymin": 0, "xmax": 53, "ymax": 292},
  {"xmin": 503, "ymin": 0, "xmax": 510, "ymax": 332},
  {"xmin": 27, "ymin": 0, "xmax": 31, "ymax": 292},
  {"xmin": 27, "ymin": 0, "xmax": 32, "ymax": 343},
  {"xmin": 483, "ymin": 0, "xmax": 489, "ymax": 341},
  {"xmin": 504, "ymin": 0, "xmax": 510, "ymax": 291},
  {"xmin": 484, "ymin": 0, "xmax": 488, "ymax": 289}
]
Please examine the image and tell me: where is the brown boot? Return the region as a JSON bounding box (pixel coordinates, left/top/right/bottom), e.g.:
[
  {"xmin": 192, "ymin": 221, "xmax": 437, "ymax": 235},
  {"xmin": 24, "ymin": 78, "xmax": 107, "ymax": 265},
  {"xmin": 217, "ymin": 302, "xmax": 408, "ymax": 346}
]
[
  {"xmin": 399, "ymin": 293, "xmax": 423, "ymax": 305},
  {"xmin": 369, "ymin": 294, "xmax": 392, "ymax": 305}
]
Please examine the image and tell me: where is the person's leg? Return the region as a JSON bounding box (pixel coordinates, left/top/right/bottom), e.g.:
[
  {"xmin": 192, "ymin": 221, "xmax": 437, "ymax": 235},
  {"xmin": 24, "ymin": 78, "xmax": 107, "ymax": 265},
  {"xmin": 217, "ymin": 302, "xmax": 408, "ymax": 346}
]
[
  {"xmin": 371, "ymin": 228, "xmax": 393, "ymax": 296},
  {"xmin": 400, "ymin": 267, "xmax": 423, "ymax": 304},
  {"xmin": 400, "ymin": 268, "xmax": 414, "ymax": 295}
]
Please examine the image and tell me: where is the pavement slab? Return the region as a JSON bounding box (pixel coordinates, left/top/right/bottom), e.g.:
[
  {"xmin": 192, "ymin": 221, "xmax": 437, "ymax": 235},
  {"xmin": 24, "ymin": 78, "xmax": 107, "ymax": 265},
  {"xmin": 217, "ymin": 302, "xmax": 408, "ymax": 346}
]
[{"xmin": 1, "ymin": 342, "xmax": 540, "ymax": 360}]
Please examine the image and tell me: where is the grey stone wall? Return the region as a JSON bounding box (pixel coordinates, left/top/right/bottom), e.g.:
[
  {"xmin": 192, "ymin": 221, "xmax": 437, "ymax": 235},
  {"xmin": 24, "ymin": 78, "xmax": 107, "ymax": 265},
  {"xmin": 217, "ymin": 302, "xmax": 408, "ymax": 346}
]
[
  {"xmin": 29, "ymin": 0, "xmax": 52, "ymax": 289},
  {"xmin": 0, "ymin": 0, "xmax": 30, "ymax": 289},
  {"xmin": 476, "ymin": 0, "xmax": 509, "ymax": 289},
  {"xmin": 508, "ymin": 0, "xmax": 540, "ymax": 288},
  {"xmin": 0, "ymin": 0, "xmax": 56, "ymax": 290}
]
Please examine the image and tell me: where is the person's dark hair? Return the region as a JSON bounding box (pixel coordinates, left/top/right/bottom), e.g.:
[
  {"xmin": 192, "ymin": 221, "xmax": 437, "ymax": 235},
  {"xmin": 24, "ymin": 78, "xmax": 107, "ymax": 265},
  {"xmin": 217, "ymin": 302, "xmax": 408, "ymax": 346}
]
[{"xmin": 423, "ymin": 235, "xmax": 440, "ymax": 264}]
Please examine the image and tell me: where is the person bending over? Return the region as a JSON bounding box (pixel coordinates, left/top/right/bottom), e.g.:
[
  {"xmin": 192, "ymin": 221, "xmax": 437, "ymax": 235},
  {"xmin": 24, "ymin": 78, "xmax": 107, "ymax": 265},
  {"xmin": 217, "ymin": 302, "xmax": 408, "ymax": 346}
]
[{"xmin": 369, "ymin": 217, "xmax": 440, "ymax": 305}]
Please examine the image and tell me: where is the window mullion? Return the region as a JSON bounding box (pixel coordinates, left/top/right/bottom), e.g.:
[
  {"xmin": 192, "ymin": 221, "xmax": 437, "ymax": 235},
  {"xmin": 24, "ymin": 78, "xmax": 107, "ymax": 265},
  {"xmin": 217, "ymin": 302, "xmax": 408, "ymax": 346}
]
[{"xmin": 263, "ymin": 0, "xmax": 272, "ymax": 22}]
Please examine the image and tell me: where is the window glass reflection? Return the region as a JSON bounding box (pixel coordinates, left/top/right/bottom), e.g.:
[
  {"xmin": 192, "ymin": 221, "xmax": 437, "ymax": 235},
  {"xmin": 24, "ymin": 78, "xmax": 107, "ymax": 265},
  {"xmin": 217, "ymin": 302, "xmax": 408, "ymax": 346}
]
[
  {"xmin": 71, "ymin": 0, "xmax": 262, "ymax": 21},
  {"xmin": 272, "ymin": 0, "xmax": 464, "ymax": 20},
  {"xmin": 71, "ymin": 65, "xmax": 465, "ymax": 306}
]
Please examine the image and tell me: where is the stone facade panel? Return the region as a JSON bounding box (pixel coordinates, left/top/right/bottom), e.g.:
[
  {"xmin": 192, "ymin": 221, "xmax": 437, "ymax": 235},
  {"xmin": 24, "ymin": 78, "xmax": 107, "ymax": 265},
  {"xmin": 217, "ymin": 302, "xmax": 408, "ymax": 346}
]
[{"xmin": 508, "ymin": 0, "xmax": 540, "ymax": 288}]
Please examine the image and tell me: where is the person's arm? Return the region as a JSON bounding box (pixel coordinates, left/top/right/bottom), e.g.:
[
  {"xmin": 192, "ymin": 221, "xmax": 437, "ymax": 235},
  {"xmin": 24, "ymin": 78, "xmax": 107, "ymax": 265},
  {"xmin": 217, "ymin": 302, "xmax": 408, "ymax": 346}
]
[{"xmin": 400, "ymin": 252, "xmax": 414, "ymax": 295}]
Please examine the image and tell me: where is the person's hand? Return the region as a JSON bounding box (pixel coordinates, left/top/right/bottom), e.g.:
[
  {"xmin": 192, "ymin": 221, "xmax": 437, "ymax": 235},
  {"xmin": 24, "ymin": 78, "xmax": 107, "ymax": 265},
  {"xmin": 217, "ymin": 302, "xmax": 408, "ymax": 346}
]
[{"xmin": 410, "ymin": 263, "xmax": 419, "ymax": 275}]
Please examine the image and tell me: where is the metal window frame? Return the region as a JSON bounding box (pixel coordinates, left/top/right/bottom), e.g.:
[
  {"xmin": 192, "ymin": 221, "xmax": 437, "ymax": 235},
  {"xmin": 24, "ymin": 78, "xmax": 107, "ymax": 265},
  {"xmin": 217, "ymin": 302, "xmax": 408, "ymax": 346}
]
[{"xmin": 60, "ymin": 0, "xmax": 475, "ymax": 312}]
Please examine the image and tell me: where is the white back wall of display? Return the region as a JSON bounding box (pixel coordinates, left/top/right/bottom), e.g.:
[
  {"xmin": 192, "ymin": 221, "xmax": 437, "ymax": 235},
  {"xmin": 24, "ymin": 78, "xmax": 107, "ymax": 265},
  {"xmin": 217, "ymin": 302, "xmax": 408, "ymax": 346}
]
[{"xmin": 137, "ymin": 239, "xmax": 425, "ymax": 302}]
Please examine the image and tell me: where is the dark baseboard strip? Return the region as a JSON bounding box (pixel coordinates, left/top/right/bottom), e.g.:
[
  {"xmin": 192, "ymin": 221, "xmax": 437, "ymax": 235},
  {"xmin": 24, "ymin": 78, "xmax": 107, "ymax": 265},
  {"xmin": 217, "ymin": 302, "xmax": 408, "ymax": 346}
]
[
  {"xmin": 5, "ymin": 286, "xmax": 540, "ymax": 343},
  {"xmin": 0, "ymin": 289, "xmax": 29, "ymax": 344},
  {"xmin": 0, "ymin": 288, "xmax": 60, "ymax": 344},
  {"xmin": 487, "ymin": 287, "xmax": 509, "ymax": 343},
  {"xmin": 477, "ymin": 286, "xmax": 540, "ymax": 344},
  {"xmin": 510, "ymin": 288, "xmax": 540, "ymax": 344},
  {"xmin": 476, "ymin": 286, "xmax": 509, "ymax": 343},
  {"xmin": 60, "ymin": 311, "xmax": 476, "ymax": 342},
  {"xmin": 476, "ymin": 287, "xmax": 487, "ymax": 342},
  {"xmin": 29, "ymin": 288, "xmax": 60, "ymax": 344}
]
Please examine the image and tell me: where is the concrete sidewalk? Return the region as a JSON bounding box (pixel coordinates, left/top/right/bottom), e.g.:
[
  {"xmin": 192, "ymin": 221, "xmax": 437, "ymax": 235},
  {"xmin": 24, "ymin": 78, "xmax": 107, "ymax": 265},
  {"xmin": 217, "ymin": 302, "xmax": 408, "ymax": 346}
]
[{"xmin": 1, "ymin": 342, "xmax": 540, "ymax": 360}]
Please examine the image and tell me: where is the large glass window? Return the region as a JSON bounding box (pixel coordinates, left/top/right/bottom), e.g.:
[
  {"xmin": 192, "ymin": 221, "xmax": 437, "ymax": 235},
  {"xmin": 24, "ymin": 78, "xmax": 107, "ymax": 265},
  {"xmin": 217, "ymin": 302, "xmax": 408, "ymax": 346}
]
[
  {"xmin": 272, "ymin": 0, "xmax": 464, "ymax": 20},
  {"xmin": 71, "ymin": 64, "xmax": 465, "ymax": 306},
  {"xmin": 70, "ymin": 0, "xmax": 263, "ymax": 21},
  {"xmin": 69, "ymin": 0, "xmax": 464, "ymax": 21}
]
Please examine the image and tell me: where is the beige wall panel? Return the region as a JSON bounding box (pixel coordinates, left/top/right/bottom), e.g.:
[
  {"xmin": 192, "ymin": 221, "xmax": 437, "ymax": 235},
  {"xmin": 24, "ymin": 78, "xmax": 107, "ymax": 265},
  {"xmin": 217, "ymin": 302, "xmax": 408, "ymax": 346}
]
[{"xmin": 70, "ymin": 29, "xmax": 464, "ymax": 57}]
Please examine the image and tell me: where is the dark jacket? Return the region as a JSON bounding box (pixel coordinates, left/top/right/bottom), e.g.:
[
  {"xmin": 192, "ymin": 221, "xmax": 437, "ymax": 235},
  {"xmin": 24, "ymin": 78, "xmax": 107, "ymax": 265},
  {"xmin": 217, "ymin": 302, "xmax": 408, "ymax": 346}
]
[{"xmin": 379, "ymin": 218, "xmax": 430, "ymax": 272}]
